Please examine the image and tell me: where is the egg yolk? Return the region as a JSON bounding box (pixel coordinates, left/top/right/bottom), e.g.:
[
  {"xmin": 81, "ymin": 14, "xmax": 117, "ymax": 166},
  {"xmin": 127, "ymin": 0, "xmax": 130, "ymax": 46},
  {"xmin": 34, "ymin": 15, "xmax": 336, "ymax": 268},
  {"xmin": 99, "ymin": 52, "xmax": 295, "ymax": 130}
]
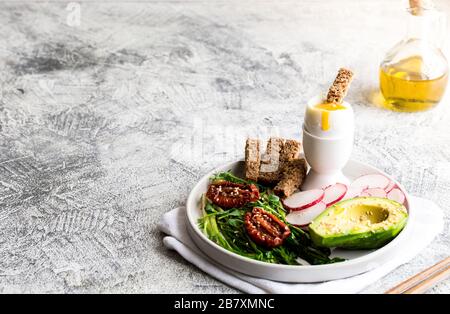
[{"xmin": 314, "ymin": 103, "xmax": 346, "ymax": 131}]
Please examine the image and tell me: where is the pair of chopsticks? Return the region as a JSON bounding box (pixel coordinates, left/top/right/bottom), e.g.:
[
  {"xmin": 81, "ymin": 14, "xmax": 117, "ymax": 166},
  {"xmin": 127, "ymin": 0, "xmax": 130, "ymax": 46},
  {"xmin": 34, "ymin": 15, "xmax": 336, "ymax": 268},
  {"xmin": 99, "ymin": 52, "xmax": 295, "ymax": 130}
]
[{"xmin": 385, "ymin": 257, "xmax": 450, "ymax": 294}]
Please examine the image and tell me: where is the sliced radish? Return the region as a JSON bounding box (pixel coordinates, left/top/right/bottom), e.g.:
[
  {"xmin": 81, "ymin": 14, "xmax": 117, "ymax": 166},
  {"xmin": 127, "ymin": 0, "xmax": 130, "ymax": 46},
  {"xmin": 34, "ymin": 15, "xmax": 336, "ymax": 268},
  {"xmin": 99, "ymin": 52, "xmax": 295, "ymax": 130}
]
[
  {"xmin": 282, "ymin": 189, "xmax": 324, "ymax": 211},
  {"xmin": 364, "ymin": 188, "xmax": 387, "ymax": 198},
  {"xmin": 343, "ymin": 186, "xmax": 366, "ymax": 200},
  {"xmin": 286, "ymin": 202, "xmax": 326, "ymax": 226},
  {"xmin": 360, "ymin": 191, "xmax": 371, "ymax": 197},
  {"xmin": 387, "ymin": 188, "xmax": 405, "ymax": 204},
  {"xmin": 322, "ymin": 183, "xmax": 347, "ymax": 206},
  {"xmin": 385, "ymin": 181, "xmax": 396, "ymax": 193},
  {"xmin": 350, "ymin": 174, "xmax": 390, "ymax": 190}
]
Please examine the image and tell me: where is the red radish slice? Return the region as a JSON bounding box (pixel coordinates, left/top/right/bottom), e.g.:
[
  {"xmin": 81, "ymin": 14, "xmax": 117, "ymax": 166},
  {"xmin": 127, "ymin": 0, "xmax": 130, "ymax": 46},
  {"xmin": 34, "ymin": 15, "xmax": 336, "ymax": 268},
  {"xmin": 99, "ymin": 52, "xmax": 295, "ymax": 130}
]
[
  {"xmin": 282, "ymin": 189, "xmax": 324, "ymax": 211},
  {"xmin": 350, "ymin": 174, "xmax": 390, "ymax": 190},
  {"xmin": 286, "ymin": 202, "xmax": 326, "ymax": 226},
  {"xmin": 364, "ymin": 188, "xmax": 387, "ymax": 198},
  {"xmin": 385, "ymin": 181, "xmax": 396, "ymax": 193},
  {"xmin": 387, "ymin": 188, "xmax": 405, "ymax": 204},
  {"xmin": 323, "ymin": 183, "xmax": 348, "ymax": 206},
  {"xmin": 360, "ymin": 191, "xmax": 371, "ymax": 197},
  {"xmin": 343, "ymin": 186, "xmax": 366, "ymax": 200}
]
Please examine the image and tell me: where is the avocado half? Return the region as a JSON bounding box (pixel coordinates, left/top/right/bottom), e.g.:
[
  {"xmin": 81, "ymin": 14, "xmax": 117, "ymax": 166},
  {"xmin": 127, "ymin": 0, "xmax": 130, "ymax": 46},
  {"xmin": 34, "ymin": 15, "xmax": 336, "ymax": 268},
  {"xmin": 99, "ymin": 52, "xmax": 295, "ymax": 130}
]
[{"xmin": 309, "ymin": 197, "xmax": 408, "ymax": 250}]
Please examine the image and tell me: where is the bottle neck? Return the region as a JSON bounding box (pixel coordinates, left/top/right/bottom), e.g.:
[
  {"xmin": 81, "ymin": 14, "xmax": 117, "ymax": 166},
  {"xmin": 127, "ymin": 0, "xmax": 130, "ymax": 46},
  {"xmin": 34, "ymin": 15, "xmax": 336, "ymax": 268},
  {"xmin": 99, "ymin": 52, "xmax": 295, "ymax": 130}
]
[
  {"xmin": 406, "ymin": 11, "xmax": 430, "ymax": 40},
  {"xmin": 405, "ymin": 8, "xmax": 445, "ymax": 47}
]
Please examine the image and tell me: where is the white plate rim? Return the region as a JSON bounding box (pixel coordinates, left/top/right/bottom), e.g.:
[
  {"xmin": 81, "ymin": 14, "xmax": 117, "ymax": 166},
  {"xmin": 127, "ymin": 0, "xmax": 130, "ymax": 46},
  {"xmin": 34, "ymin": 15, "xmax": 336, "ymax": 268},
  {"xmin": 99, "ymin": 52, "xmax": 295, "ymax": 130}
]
[{"xmin": 186, "ymin": 159, "xmax": 411, "ymax": 272}]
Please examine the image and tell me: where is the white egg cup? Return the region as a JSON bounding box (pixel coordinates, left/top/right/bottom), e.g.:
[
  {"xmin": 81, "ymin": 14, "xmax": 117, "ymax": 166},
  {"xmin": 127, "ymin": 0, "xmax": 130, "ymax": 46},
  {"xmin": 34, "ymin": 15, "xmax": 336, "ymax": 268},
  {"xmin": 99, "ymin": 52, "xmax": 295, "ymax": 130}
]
[{"xmin": 301, "ymin": 96, "xmax": 354, "ymax": 190}]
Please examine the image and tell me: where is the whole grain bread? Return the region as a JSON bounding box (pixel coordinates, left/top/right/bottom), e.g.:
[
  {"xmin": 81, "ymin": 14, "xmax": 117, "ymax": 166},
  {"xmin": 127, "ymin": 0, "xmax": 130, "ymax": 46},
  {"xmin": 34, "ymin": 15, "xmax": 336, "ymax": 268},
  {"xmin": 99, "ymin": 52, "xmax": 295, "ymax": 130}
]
[
  {"xmin": 274, "ymin": 158, "xmax": 307, "ymax": 198},
  {"xmin": 280, "ymin": 139, "xmax": 302, "ymax": 166},
  {"xmin": 258, "ymin": 137, "xmax": 284, "ymax": 185},
  {"xmin": 326, "ymin": 68, "xmax": 354, "ymax": 104},
  {"xmin": 244, "ymin": 138, "xmax": 260, "ymax": 181}
]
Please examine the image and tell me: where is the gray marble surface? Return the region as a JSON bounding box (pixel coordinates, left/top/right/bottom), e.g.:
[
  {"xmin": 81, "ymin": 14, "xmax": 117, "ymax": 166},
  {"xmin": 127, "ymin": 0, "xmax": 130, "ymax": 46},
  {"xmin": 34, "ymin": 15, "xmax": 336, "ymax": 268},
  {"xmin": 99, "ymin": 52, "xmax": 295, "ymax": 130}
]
[{"xmin": 0, "ymin": 0, "xmax": 449, "ymax": 294}]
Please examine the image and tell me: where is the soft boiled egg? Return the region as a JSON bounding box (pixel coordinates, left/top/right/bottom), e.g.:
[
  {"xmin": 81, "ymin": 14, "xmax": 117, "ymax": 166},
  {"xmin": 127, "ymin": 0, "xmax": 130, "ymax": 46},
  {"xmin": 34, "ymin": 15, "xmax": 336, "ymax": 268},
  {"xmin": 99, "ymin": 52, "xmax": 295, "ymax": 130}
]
[{"xmin": 304, "ymin": 95, "xmax": 354, "ymax": 138}]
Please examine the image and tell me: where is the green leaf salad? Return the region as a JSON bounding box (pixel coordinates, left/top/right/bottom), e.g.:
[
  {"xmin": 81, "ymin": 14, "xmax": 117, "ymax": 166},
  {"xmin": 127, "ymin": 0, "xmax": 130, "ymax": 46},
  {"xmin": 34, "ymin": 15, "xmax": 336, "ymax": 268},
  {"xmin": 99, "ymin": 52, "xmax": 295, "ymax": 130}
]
[{"xmin": 198, "ymin": 171, "xmax": 344, "ymax": 265}]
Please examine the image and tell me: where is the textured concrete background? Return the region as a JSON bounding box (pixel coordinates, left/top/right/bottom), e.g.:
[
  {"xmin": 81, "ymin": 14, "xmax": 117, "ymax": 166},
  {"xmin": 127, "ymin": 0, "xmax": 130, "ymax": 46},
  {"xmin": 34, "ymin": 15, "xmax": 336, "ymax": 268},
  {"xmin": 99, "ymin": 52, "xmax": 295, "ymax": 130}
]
[{"xmin": 0, "ymin": 0, "xmax": 448, "ymax": 293}]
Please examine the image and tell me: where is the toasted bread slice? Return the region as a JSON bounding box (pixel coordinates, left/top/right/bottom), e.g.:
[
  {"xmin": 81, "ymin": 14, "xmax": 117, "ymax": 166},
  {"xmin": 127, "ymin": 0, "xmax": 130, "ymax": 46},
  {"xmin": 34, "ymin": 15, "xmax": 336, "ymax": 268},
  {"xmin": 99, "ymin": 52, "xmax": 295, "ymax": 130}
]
[
  {"xmin": 280, "ymin": 139, "xmax": 302, "ymax": 166},
  {"xmin": 274, "ymin": 158, "xmax": 307, "ymax": 198},
  {"xmin": 245, "ymin": 138, "xmax": 260, "ymax": 181},
  {"xmin": 326, "ymin": 68, "xmax": 354, "ymax": 104},
  {"xmin": 258, "ymin": 137, "xmax": 284, "ymax": 185}
]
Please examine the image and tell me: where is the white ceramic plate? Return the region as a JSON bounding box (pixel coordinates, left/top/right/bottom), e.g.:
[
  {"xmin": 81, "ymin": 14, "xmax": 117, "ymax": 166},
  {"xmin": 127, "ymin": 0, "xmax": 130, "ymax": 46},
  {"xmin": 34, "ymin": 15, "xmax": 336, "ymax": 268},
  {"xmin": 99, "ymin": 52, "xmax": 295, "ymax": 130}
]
[{"xmin": 186, "ymin": 159, "xmax": 411, "ymax": 283}]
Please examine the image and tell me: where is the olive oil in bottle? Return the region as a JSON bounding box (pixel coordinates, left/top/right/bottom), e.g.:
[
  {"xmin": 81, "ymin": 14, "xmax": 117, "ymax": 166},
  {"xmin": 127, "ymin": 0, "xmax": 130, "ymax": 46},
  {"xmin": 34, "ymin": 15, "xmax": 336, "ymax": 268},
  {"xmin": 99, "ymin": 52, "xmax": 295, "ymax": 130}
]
[
  {"xmin": 379, "ymin": 1, "xmax": 448, "ymax": 112},
  {"xmin": 380, "ymin": 56, "xmax": 448, "ymax": 112}
]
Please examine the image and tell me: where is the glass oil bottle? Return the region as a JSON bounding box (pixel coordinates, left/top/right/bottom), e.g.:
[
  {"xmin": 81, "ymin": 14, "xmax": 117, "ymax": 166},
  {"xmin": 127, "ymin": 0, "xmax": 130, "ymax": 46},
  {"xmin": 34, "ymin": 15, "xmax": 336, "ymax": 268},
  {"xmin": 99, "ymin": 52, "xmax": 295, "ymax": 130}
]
[{"xmin": 379, "ymin": 1, "xmax": 448, "ymax": 112}]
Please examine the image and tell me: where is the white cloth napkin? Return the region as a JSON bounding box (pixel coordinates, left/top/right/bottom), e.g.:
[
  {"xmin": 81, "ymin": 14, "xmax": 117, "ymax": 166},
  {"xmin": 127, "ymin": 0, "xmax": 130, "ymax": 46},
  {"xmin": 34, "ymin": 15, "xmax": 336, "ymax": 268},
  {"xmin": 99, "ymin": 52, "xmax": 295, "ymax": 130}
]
[{"xmin": 158, "ymin": 196, "xmax": 443, "ymax": 294}]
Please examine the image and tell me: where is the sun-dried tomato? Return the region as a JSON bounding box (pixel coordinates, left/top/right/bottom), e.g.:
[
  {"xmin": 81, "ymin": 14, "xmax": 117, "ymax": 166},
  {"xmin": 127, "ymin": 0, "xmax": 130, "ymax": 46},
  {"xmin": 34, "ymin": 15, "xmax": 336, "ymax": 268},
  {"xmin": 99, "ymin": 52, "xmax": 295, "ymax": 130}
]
[
  {"xmin": 206, "ymin": 180, "xmax": 259, "ymax": 209},
  {"xmin": 244, "ymin": 207, "xmax": 291, "ymax": 248}
]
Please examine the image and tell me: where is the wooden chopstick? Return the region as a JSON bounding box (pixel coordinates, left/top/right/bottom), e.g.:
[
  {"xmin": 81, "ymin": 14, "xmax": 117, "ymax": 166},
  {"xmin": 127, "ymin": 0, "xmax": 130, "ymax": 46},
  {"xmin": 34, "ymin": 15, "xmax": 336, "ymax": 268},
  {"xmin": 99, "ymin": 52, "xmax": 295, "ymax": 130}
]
[
  {"xmin": 403, "ymin": 265, "xmax": 450, "ymax": 294},
  {"xmin": 385, "ymin": 256, "xmax": 450, "ymax": 294}
]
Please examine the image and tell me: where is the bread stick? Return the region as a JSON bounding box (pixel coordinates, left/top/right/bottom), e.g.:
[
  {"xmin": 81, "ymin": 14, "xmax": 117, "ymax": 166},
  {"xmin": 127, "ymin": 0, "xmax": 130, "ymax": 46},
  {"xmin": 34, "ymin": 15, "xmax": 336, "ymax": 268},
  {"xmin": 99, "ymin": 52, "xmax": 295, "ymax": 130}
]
[{"xmin": 326, "ymin": 68, "xmax": 354, "ymax": 104}]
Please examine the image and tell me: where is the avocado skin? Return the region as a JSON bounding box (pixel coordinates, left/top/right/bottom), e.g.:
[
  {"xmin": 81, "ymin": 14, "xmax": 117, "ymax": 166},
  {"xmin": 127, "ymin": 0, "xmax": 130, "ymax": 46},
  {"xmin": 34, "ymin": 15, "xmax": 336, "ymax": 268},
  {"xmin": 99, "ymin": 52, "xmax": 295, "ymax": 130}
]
[{"xmin": 309, "ymin": 197, "xmax": 408, "ymax": 250}]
